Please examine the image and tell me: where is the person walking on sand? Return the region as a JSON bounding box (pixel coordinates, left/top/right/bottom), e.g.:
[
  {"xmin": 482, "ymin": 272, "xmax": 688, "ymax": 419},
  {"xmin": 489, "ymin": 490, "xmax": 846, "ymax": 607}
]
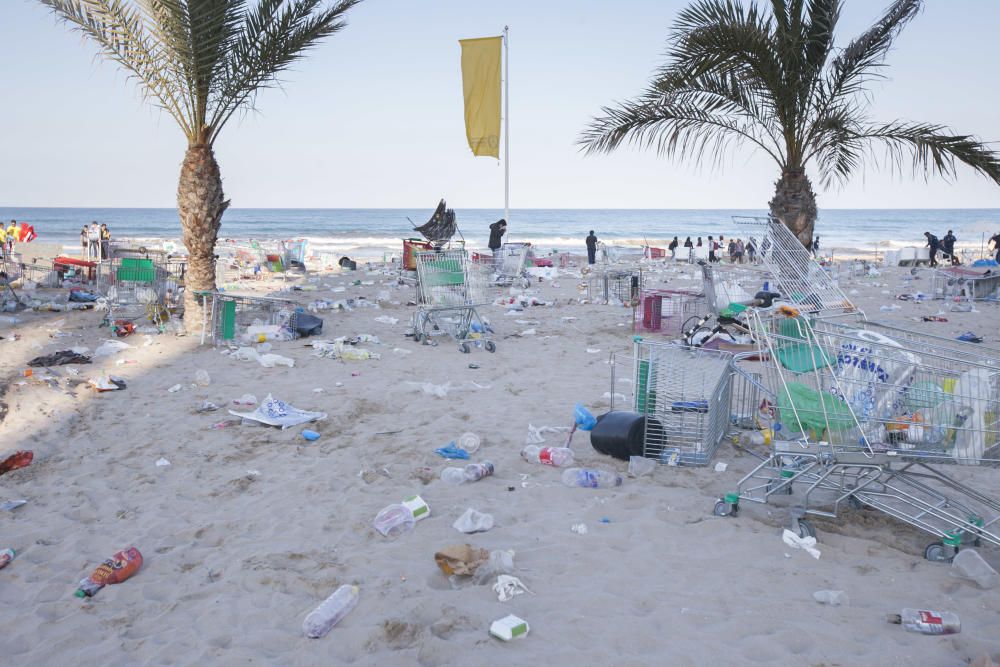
[
  {"xmin": 924, "ymin": 231, "xmax": 940, "ymax": 267},
  {"xmin": 736, "ymin": 238, "xmax": 745, "ymax": 264},
  {"xmin": 812, "ymin": 235, "xmax": 820, "ymax": 258},
  {"xmin": 708, "ymin": 236, "xmax": 718, "ymax": 263},
  {"xmin": 585, "ymin": 230, "xmax": 598, "ymax": 265},
  {"xmin": 0, "ymin": 225, "xmax": 7, "ymax": 259},
  {"xmin": 87, "ymin": 221, "xmax": 101, "ymax": 260},
  {"xmin": 668, "ymin": 236, "xmax": 679, "ymax": 261},
  {"xmin": 488, "ymin": 219, "xmax": 506, "ymax": 267},
  {"xmin": 727, "ymin": 238, "xmax": 737, "ymax": 263},
  {"xmin": 942, "ymin": 230, "xmax": 958, "ymax": 265},
  {"xmin": 100, "ymin": 223, "xmax": 111, "ymax": 261},
  {"xmin": 746, "ymin": 237, "xmax": 757, "ymax": 264}
]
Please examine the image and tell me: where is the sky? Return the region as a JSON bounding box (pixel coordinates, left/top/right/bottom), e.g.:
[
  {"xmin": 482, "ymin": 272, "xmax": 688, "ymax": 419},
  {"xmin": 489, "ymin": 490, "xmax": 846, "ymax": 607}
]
[{"xmin": 1, "ymin": 0, "xmax": 998, "ymax": 210}]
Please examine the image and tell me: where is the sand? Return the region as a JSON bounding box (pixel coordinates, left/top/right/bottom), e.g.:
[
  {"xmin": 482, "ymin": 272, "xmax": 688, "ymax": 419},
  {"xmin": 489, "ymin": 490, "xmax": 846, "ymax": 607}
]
[{"xmin": 1, "ymin": 248, "xmax": 999, "ymax": 666}]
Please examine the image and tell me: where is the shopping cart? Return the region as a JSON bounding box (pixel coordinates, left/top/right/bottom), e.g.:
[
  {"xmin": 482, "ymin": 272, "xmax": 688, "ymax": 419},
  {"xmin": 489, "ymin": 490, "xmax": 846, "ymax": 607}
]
[
  {"xmin": 734, "ymin": 216, "xmax": 856, "ymax": 318},
  {"xmin": 632, "ymin": 340, "xmax": 734, "ymax": 466},
  {"xmin": 97, "ymin": 256, "xmax": 171, "ymax": 326},
  {"xmin": 917, "ymin": 266, "xmax": 1000, "ymax": 302},
  {"xmin": 196, "ymin": 292, "xmax": 307, "ymax": 346},
  {"xmin": 718, "ymin": 308, "xmax": 1000, "ymax": 561},
  {"xmin": 495, "ymin": 242, "xmax": 532, "ymax": 289},
  {"xmin": 587, "ymin": 268, "xmax": 642, "ymax": 305},
  {"xmin": 635, "ymin": 288, "xmax": 706, "ymax": 336},
  {"xmin": 412, "ymin": 249, "xmax": 496, "ymax": 353}
]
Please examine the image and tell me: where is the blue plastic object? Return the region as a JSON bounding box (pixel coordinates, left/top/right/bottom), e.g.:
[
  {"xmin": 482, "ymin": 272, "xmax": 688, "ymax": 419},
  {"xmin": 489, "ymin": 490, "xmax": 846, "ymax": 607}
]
[
  {"xmin": 957, "ymin": 331, "xmax": 984, "ymax": 343},
  {"xmin": 574, "ymin": 403, "xmax": 597, "ymax": 431},
  {"xmin": 971, "ymin": 259, "xmax": 998, "ymax": 268},
  {"xmin": 434, "ymin": 443, "xmax": 470, "ymax": 459},
  {"xmin": 302, "ymin": 429, "xmax": 320, "ymax": 441}
]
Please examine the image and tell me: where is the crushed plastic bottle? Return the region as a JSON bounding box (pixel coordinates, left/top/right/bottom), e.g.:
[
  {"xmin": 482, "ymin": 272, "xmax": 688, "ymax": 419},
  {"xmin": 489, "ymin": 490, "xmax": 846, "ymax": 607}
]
[
  {"xmin": 194, "ymin": 369, "xmax": 211, "ymax": 386},
  {"xmin": 303, "ymin": 584, "xmax": 360, "ymax": 638},
  {"xmin": 520, "ymin": 445, "xmax": 575, "ymax": 467},
  {"xmin": 887, "ymin": 608, "xmax": 960, "ymax": 635},
  {"xmin": 441, "ymin": 461, "xmax": 495, "ymax": 485},
  {"xmin": 561, "ymin": 468, "xmax": 623, "ymax": 488}
]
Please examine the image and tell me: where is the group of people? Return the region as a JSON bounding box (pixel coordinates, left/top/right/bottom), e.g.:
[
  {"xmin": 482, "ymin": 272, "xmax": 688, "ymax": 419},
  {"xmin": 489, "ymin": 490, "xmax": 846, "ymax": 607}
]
[
  {"xmin": 0, "ymin": 219, "xmax": 37, "ymax": 257},
  {"xmin": 922, "ymin": 230, "xmax": 961, "ymax": 268},
  {"xmin": 80, "ymin": 221, "xmax": 112, "ymax": 261}
]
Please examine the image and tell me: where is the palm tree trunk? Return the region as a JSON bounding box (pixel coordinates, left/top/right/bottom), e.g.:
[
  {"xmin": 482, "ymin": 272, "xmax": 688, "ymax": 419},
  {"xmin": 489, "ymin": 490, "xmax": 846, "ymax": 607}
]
[
  {"xmin": 177, "ymin": 143, "xmax": 228, "ymax": 334},
  {"xmin": 768, "ymin": 167, "xmax": 818, "ymax": 249}
]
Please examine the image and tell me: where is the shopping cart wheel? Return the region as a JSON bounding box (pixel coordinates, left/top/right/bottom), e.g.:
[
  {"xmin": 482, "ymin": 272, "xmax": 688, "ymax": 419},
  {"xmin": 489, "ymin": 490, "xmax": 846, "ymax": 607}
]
[
  {"xmin": 485, "ymin": 341, "xmax": 496, "ymax": 353},
  {"xmin": 413, "ymin": 331, "xmax": 423, "ymax": 343},
  {"xmin": 795, "ymin": 519, "xmax": 816, "ymax": 540},
  {"xmin": 459, "ymin": 343, "xmax": 471, "ymax": 354},
  {"xmin": 923, "ymin": 542, "xmax": 955, "ymax": 563},
  {"xmin": 847, "ymin": 495, "xmax": 865, "ymax": 511},
  {"xmin": 713, "ymin": 494, "xmax": 739, "ymax": 517}
]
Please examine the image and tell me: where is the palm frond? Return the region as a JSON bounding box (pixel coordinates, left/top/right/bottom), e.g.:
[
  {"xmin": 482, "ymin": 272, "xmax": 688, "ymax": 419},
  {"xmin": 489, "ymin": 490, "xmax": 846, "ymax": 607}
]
[
  {"xmin": 39, "ymin": 0, "xmax": 194, "ymax": 136},
  {"xmin": 207, "ymin": 0, "xmax": 361, "ymax": 142},
  {"xmin": 826, "ymin": 0, "xmax": 921, "ymax": 98},
  {"xmin": 853, "ymin": 121, "xmax": 1000, "ymax": 185}
]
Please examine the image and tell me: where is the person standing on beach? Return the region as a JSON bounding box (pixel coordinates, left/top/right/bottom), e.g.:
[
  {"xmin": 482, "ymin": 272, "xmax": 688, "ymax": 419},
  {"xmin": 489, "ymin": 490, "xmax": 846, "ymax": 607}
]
[
  {"xmin": 100, "ymin": 224, "xmax": 112, "ymax": 261},
  {"xmin": 696, "ymin": 237, "xmax": 702, "ymax": 247},
  {"xmin": 736, "ymin": 238, "xmax": 745, "ymax": 263},
  {"xmin": 683, "ymin": 236, "xmax": 693, "ymax": 263},
  {"xmin": 80, "ymin": 226, "xmax": 89, "ymax": 257},
  {"xmin": 924, "ymin": 231, "xmax": 940, "ymax": 267},
  {"xmin": 727, "ymin": 238, "xmax": 737, "ymax": 263},
  {"xmin": 708, "ymin": 236, "xmax": 718, "ymax": 263},
  {"xmin": 87, "ymin": 221, "xmax": 101, "ymax": 260},
  {"xmin": 942, "ymin": 230, "xmax": 958, "ymax": 265},
  {"xmin": 746, "ymin": 238, "xmax": 757, "ymax": 263},
  {"xmin": 0, "ymin": 225, "xmax": 7, "ymax": 259},
  {"xmin": 668, "ymin": 236, "xmax": 679, "ymax": 260},
  {"xmin": 812, "ymin": 236, "xmax": 820, "ymax": 257},
  {"xmin": 6, "ymin": 220, "xmax": 17, "ymax": 255},
  {"xmin": 585, "ymin": 230, "xmax": 598, "ymax": 265},
  {"xmin": 488, "ymin": 219, "xmax": 506, "ymax": 267}
]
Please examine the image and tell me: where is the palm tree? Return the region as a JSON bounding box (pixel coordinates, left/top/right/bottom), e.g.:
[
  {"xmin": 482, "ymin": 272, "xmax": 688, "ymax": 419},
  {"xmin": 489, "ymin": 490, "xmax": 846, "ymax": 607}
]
[
  {"xmin": 38, "ymin": 0, "xmax": 362, "ymax": 329},
  {"xmin": 580, "ymin": 0, "xmax": 1000, "ymax": 248}
]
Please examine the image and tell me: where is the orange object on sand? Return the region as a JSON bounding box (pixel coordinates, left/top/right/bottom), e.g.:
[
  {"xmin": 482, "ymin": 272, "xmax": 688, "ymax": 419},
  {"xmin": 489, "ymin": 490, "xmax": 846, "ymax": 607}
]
[
  {"xmin": 0, "ymin": 451, "xmax": 33, "ymax": 477},
  {"xmin": 75, "ymin": 547, "xmax": 143, "ymax": 598}
]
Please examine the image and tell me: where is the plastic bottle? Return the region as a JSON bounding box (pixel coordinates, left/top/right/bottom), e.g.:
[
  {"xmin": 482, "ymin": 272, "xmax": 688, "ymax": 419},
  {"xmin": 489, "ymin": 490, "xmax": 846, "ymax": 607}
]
[
  {"xmin": 303, "ymin": 584, "xmax": 360, "ymax": 638},
  {"xmin": 195, "ymin": 369, "xmax": 211, "ymax": 386},
  {"xmin": 812, "ymin": 590, "xmax": 850, "ymax": 606},
  {"xmin": 887, "ymin": 608, "xmax": 961, "ymax": 635},
  {"xmin": 561, "ymin": 468, "xmax": 623, "ymax": 488},
  {"xmin": 441, "ymin": 461, "xmax": 495, "ymax": 484},
  {"xmin": 373, "ymin": 504, "xmax": 415, "ymax": 537},
  {"xmin": 75, "ymin": 547, "xmax": 143, "ymax": 598},
  {"xmin": 520, "ymin": 445, "xmax": 575, "ymax": 467}
]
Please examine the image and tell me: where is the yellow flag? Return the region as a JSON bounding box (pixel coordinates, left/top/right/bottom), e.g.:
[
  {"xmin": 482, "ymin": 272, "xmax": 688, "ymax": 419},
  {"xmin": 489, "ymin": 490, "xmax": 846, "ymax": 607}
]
[{"xmin": 459, "ymin": 36, "xmax": 502, "ymax": 158}]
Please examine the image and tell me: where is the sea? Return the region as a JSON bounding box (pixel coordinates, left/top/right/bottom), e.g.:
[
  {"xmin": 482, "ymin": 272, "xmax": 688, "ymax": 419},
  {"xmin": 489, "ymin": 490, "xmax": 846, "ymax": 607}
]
[{"xmin": 3, "ymin": 207, "xmax": 998, "ymax": 258}]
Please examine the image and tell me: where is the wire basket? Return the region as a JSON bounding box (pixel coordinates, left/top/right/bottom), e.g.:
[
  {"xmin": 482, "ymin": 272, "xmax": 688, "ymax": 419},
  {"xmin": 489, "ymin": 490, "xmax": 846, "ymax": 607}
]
[
  {"xmin": 587, "ymin": 269, "xmax": 642, "ymax": 305},
  {"xmin": 633, "ymin": 341, "xmax": 734, "ymax": 465},
  {"xmin": 635, "ymin": 289, "xmax": 706, "ymax": 335}
]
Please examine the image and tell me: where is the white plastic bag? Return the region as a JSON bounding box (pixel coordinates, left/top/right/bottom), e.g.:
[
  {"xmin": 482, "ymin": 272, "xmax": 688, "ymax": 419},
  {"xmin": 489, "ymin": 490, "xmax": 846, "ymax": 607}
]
[{"xmin": 453, "ymin": 508, "xmax": 494, "ymax": 534}]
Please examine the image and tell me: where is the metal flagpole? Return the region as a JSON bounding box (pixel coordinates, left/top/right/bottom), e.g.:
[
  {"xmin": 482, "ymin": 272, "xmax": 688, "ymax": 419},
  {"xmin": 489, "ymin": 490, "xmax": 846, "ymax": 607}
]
[{"xmin": 503, "ymin": 26, "xmax": 510, "ymax": 224}]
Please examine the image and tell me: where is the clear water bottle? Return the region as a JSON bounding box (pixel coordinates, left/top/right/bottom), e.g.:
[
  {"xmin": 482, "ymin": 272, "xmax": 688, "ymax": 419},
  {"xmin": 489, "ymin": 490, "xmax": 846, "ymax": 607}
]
[
  {"xmin": 303, "ymin": 585, "xmax": 360, "ymax": 638},
  {"xmin": 887, "ymin": 608, "xmax": 961, "ymax": 635},
  {"xmin": 561, "ymin": 468, "xmax": 623, "ymax": 488},
  {"xmin": 521, "ymin": 445, "xmax": 575, "ymax": 467},
  {"xmin": 372, "ymin": 504, "xmax": 415, "ymax": 537},
  {"xmin": 441, "ymin": 461, "xmax": 494, "ymax": 484}
]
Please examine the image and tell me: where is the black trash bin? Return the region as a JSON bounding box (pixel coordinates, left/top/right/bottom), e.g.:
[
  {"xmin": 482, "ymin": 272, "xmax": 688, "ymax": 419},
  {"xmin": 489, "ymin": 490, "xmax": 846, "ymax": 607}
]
[{"xmin": 590, "ymin": 411, "xmax": 657, "ymax": 461}]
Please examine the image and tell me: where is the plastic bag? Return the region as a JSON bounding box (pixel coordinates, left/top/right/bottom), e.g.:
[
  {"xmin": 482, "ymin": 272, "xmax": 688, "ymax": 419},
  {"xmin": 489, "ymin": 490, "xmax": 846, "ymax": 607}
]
[{"xmin": 453, "ymin": 508, "xmax": 494, "ymax": 534}]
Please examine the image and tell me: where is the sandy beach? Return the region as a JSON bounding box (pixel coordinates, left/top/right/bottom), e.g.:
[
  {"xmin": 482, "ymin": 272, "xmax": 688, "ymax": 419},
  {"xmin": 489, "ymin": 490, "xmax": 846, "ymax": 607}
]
[{"xmin": 1, "ymin": 244, "xmax": 999, "ymax": 667}]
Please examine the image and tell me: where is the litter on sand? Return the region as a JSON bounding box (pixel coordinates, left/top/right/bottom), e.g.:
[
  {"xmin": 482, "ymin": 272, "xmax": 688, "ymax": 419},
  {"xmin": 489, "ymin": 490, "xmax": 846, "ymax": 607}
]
[
  {"xmin": 782, "ymin": 529, "xmax": 821, "ymax": 559},
  {"xmin": 493, "ymin": 575, "xmax": 532, "ymax": 601},
  {"xmin": 228, "ymin": 394, "xmax": 327, "ymax": 429}
]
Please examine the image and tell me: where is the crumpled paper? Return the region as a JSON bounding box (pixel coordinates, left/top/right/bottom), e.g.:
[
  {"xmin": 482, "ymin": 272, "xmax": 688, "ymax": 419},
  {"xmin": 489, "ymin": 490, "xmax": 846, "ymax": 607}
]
[
  {"xmin": 493, "ymin": 575, "xmax": 533, "ymax": 602},
  {"xmin": 782, "ymin": 529, "xmax": 821, "ymax": 559},
  {"xmin": 434, "ymin": 544, "xmax": 489, "ymax": 576}
]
